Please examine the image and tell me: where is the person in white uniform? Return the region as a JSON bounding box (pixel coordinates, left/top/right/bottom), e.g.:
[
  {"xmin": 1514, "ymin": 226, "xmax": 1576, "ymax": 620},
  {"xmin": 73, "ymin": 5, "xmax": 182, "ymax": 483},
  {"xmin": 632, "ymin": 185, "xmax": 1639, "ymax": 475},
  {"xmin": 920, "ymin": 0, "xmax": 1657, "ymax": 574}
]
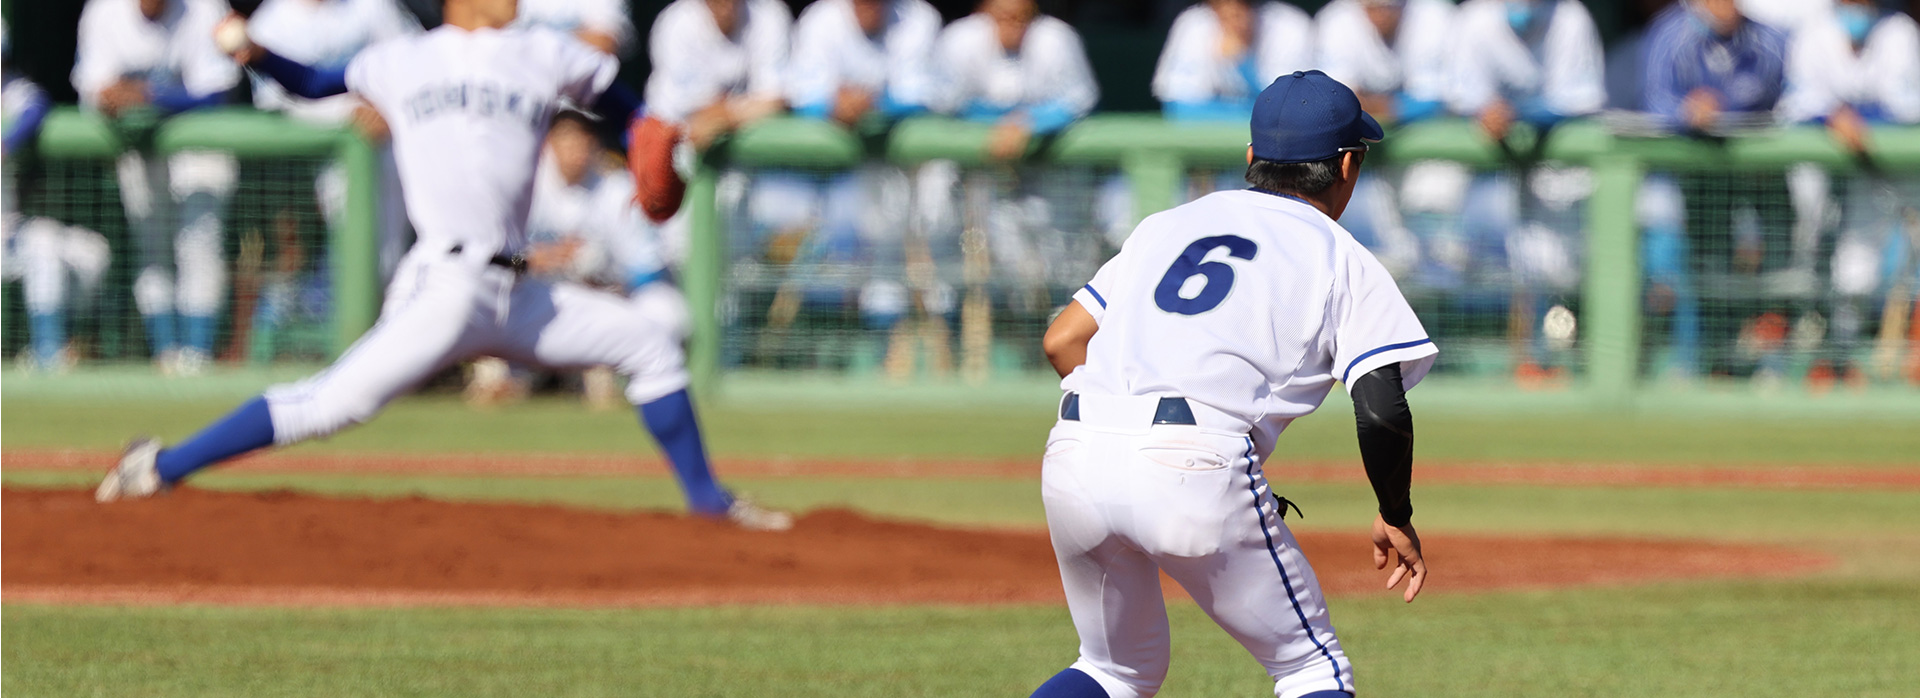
[
  {"xmin": 1780, "ymin": 0, "xmax": 1920, "ymax": 385},
  {"xmin": 469, "ymin": 110, "xmax": 681, "ymax": 408},
  {"xmin": 1442, "ymin": 0, "xmax": 1605, "ymax": 380},
  {"xmin": 1312, "ymin": 0, "xmax": 1456, "ymax": 277},
  {"xmin": 644, "ymin": 0, "xmax": 790, "ymax": 150},
  {"xmin": 1029, "ymin": 70, "xmax": 1433, "ymax": 698},
  {"xmin": 514, "ymin": 0, "xmax": 634, "ymax": 55},
  {"xmin": 933, "ymin": 0, "xmax": 1098, "ymax": 161},
  {"xmin": 5, "ymin": 27, "xmax": 113, "ymax": 372},
  {"xmin": 95, "ymin": 0, "xmax": 792, "ymax": 532},
  {"xmin": 73, "ymin": 0, "xmax": 243, "ymax": 375},
  {"xmin": 786, "ymin": 0, "xmax": 942, "ymax": 127},
  {"xmin": 248, "ymin": 0, "xmax": 418, "ymax": 287},
  {"xmin": 1152, "ymin": 0, "xmax": 1315, "ymax": 121}
]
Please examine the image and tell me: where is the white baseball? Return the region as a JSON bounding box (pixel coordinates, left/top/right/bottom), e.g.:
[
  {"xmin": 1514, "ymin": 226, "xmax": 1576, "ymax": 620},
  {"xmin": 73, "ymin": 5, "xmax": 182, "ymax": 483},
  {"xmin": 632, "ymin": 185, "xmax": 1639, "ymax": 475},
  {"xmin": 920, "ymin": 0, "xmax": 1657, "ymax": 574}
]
[{"xmin": 214, "ymin": 17, "xmax": 251, "ymax": 55}]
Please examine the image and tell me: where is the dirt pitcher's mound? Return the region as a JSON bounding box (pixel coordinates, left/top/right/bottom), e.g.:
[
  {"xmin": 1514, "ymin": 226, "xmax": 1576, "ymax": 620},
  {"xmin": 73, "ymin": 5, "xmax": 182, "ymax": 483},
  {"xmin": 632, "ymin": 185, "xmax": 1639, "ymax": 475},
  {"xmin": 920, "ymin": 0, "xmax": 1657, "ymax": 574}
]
[{"xmin": 3, "ymin": 487, "xmax": 1831, "ymax": 607}]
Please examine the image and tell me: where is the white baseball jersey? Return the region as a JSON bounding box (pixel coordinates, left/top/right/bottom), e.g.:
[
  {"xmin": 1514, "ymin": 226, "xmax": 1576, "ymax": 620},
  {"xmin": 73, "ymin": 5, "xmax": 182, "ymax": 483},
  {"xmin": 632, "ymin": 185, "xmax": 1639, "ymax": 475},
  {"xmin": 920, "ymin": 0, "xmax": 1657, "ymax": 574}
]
[
  {"xmin": 931, "ymin": 13, "xmax": 1099, "ymax": 118},
  {"xmin": 344, "ymin": 26, "xmax": 618, "ymax": 257},
  {"xmin": 247, "ymin": 0, "xmax": 419, "ymax": 124},
  {"xmin": 785, "ymin": 0, "xmax": 942, "ymax": 112},
  {"xmin": 1044, "ymin": 189, "xmax": 1436, "ymax": 698},
  {"xmin": 1152, "ymin": 2, "xmax": 1316, "ymax": 105},
  {"xmin": 1739, "ymin": 0, "xmax": 1836, "ymax": 33},
  {"xmin": 514, "ymin": 0, "xmax": 636, "ymax": 53},
  {"xmin": 72, "ymin": 0, "xmax": 240, "ymax": 108},
  {"xmin": 1779, "ymin": 12, "xmax": 1920, "ymax": 124},
  {"xmin": 1068, "ymin": 189, "xmax": 1437, "ymax": 450},
  {"xmin": 1314, "ymin": 0, "xmax": 1454, "ymax": 101},
  {"xmin": 528, "ymin": 156, "xmax": 666, "ymax": 286},
  {"xmin": 1444, "ymin": 0, "xmax": 1606, "ymax": 117},
  {"xmin": 643, "ymin": 0, "xmax": 791, "ymax": 125}
]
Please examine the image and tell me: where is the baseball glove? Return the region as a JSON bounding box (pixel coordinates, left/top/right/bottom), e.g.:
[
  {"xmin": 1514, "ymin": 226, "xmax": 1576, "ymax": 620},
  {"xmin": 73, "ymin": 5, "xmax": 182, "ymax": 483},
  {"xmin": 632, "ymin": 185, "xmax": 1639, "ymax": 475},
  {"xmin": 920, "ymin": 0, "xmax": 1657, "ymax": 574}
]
[{"xmin": 628, "ymin": 115, "xmax": 686, "ymax": 223}]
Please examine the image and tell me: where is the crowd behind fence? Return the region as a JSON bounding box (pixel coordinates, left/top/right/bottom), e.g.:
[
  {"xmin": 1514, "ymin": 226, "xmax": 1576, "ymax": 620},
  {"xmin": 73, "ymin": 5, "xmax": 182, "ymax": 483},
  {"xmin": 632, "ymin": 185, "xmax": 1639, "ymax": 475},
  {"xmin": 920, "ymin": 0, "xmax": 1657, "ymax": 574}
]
[{"xmin": 6, "ymin": 109, "xmax": 1919, "ymax": 406}]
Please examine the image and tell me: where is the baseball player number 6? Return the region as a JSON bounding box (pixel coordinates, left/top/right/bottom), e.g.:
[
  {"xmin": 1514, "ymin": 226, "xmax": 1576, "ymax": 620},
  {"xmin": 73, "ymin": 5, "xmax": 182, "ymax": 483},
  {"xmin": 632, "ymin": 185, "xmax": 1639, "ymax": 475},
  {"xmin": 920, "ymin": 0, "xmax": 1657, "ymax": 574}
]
[{"xmin": 1152, "ymin": 235, "xmax": 1258, "ymax": 315}]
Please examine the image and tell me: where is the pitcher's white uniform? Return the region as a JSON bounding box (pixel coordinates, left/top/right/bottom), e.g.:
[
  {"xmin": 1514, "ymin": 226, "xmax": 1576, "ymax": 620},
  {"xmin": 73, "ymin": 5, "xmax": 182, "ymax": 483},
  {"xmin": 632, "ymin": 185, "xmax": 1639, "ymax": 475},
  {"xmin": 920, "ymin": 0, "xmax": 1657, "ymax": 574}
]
[
  {"xmin": 263, "ymin": 26, "xmax": 688, "ymax": 443},
  {"xmin": 1049, "ymin": 189, "xmax": 1436, "ymax": 698}
]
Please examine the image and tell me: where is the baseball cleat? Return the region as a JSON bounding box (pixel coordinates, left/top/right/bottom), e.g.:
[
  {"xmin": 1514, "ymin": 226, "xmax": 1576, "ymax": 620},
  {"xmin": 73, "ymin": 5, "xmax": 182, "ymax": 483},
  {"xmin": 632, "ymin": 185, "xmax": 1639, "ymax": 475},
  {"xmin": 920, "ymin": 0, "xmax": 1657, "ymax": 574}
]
[
  {"xmin": 96, "ymin": 437, "xmax": 165, "ymax": 503},
  {"xmin": 725, "ymin": 497, "xmax": 794, "ymax": 532}
]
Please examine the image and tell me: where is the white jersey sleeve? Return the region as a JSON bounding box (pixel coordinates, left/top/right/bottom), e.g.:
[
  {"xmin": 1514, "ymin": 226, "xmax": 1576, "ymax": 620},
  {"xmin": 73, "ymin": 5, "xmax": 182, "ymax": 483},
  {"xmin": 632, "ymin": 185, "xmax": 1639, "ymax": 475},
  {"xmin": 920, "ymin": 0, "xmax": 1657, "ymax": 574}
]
[
  {"xmin": 1536, "ymin": 0, "xmax": 1606, "ymax": 117},
  {"xmin": 71, "ymin": 0, "xmax": 125, "ymax": 106},
  {"xmin": 344, "ymin": 42, "xmax": 391, "ymax": 106},
  {"xmin": 1152, "ymin": 6, "xmax": 1231, "ymax": 103},
  {"xmin": 1071, "ymin": 241, "xmax": 1135, "ymax": 326},
  {"xmin": 548, "ymin": 31, "xmax": 622, "ymax": 106},
  {"xmin": 1871, "ymin": 16, "xmax": 1920, "ymax": 124},
  {"xmin": 1444, "ymin": 0, "xmax": 1603, "ymax": 117},
  {"xmin": 1328, "ymin": 237, "xmax": 1437, "ymax": 391}
]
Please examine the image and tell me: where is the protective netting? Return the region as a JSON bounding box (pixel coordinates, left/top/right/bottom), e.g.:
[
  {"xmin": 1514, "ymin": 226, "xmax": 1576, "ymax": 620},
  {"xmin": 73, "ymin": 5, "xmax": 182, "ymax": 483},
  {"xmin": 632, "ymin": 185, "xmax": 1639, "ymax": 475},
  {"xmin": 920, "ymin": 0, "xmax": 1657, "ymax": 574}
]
[
  {"xmin": 718, "ymin": 163, "xmax": 1122, "ymax": 380},
  {"xmin": 1640, "ymin": 167, "xmax": 1920, "ymax": 388},
  {"xmin": 4, "ymin": 151, "xmax": 344, "ymax": 372}
]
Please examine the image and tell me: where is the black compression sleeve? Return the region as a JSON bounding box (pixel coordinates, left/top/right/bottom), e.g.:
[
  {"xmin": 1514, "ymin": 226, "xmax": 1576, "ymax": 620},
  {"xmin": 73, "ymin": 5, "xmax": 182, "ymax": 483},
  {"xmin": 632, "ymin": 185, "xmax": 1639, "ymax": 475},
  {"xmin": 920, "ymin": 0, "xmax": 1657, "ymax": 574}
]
[{"xmin": 1352, "ymin": 364, "xmax": 1415, "ymax": 527}]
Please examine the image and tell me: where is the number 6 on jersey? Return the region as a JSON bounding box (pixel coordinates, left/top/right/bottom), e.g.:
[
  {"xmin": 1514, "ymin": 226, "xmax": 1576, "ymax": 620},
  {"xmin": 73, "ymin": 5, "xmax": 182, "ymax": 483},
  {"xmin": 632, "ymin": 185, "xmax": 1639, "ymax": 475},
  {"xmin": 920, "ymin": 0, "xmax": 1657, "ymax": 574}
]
[{"xmin": 1153, "ymin": 235, "xmax": 1258, "ymax": 315}]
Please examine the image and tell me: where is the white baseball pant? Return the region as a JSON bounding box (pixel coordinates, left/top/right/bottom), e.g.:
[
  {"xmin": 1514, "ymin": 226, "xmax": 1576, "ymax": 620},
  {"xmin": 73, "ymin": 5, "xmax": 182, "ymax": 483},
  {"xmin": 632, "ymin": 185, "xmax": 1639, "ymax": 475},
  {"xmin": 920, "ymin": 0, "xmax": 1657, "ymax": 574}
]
[
  {"xmin": 1041, "ymin": 396, "xmax": 1353, "ymax": 698},
  {"xmin": 264, "ymin": 244, "xmax": 691, "ymax": 445}
]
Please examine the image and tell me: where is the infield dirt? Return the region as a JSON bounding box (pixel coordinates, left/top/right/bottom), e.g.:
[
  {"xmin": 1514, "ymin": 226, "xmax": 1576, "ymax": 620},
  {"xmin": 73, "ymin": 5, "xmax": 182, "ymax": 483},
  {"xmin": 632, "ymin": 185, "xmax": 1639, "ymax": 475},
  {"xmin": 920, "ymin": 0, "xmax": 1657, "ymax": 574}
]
[{"xmin": 3, "ymin": 486, "xmax": 1832, "ymax": 607}]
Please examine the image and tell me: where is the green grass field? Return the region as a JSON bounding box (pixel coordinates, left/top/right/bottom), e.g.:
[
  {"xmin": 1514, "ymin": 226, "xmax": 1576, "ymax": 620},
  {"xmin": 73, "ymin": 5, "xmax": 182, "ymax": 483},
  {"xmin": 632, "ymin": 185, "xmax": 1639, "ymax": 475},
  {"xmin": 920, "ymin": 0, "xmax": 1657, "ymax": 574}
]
[{"xmin": 5, "ymin": 374, "xmax": 1919, "ymax": 696}]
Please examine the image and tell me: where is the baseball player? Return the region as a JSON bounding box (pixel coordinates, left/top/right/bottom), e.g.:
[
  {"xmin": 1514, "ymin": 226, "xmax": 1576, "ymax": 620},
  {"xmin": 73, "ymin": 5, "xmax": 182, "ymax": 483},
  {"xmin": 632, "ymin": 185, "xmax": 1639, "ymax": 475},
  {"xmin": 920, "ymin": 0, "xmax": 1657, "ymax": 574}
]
[
  {"xmin": 934, "ymin": 0, "xmax": 1098, "ymax": 160},
  {"xmin": 74, "ymin": 0, "xmax": 244, "ymax": 375},
  {"xmin": 1779, "ymin": 0, "xmax": 1920, "ymax": 386},
  {"xmin": 1030, "ymin": 71, "xmax": 1433, "ymax": 698},
  {"xmin": 247, "ymin": 0, "xmax": 418, "ymax": 285},
  {"xmin": 1152, "ymin": 0, "xmax": 1315, "ymax": 121},
  {"xmin": 514, "ymin": 0, "xmax": 634, "ymax": 55},
  {"xmin": 1310, "ymin": 0, "xmax": 1456, "ymax": 277},
  {"xmin": 5, "ymin": 29, "xmax": 114, "ymax": 372},
  {"xmin": 95, "ymin": 0, "xmax": 793, "ymax": 532},
  {"xmin": 1442, "ymin": 0, "xmax": 1604, "ymax": 382},
  {"xmin": 786, "ymin": 0, "xmax": 942, "ymax": 127},
  {"xmin": 645, "ymin": 0, "xmax": 790, "ymax": 151}
]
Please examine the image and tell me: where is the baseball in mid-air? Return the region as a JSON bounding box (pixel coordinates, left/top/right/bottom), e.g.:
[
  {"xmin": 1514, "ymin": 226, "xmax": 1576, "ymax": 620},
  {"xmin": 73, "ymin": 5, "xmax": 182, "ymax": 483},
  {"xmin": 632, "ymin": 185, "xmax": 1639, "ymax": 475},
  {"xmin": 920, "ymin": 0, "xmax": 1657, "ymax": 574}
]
[{"xmin": 214, "ymin": 16, "xmax": 251, "ymax": 55}]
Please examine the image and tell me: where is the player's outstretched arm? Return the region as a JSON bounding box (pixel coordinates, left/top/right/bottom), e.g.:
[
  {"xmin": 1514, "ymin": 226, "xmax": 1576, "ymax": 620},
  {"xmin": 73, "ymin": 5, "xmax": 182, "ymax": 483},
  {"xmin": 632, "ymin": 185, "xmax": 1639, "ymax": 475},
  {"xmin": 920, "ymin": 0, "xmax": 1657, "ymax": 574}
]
[
  {"xmin": 1353, "ymin": 363, "xmax": 1426, "ymax": 602},
  {"xmin": 1042, "ymin": 302, "xmax": 1099, "ymax": 378},
  {"xmin": 212, "ymin": 16, "xmax": 348, "ymax": 100}
]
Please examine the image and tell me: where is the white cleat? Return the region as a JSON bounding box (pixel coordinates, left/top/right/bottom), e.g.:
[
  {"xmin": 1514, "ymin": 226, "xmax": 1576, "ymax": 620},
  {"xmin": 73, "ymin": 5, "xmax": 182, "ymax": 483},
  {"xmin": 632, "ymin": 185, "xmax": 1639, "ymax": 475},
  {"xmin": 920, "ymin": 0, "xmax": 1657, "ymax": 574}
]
[
  {"xmin": 96, "ymin": 438, "xmax": 165, "ymax": 503},
  {"xmin": 725, "ymin": 497, "xmax": 794, "ymax": 532}
]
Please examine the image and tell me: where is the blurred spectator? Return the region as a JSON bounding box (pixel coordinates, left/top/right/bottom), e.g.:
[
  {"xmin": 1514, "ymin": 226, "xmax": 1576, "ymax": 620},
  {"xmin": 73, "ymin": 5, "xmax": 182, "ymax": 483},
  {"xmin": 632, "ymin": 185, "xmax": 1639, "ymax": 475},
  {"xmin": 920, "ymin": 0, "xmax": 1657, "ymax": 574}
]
[
  {"xmin": 933, "ymin": 0, "xmax": 1099, "ymax": 161},
  {"xmin": 1315, "ymin": 0, "xmax": 1452, "ymax": 129},
  {"xmin": 1446, "ymin": 0, "xmax": 1606, "ymax": 141},
  {"xmin": 645, "ymin": 0, "xmax": 791, "ymax": 151},
  {"xmin": 1736, "ymin": 0, "xmax": 1835, "ymax": 33},
  {"xmin": 1646, "ymin": 0, "xmax": 1797, "ymax": 378},
  {"xmin": 787, "ymin": 0, "xmax": 942, "ymax": 128},
  {"xmin": 73, "ymin": 0, "xmax": 242, "ymax": 375},
  {"xmin": 1646, "ymin": 0, "xmax": 1789, "ymax": 134},
  {"xmin": 1781, "ymin": 0, "xmax": 1920, "ymax": 387},
  {"xmin": 1311, "ymin": 0, "xmax": 1455, "ymax": 277},
  {"xmin": 1151, "ymin": 0, "xmax": 1313, "ymax": 121},
  {"xmin": 6, "ymin": 19, "xmax": 112, "ymax": 372},
  {"xmin": 514, "ymin": 0, "xmax": 636, "ymax": 55},
  {"xmin": 247, "ymin": 0, "xmax": 417, "ymax": 284},
  {"xmin": 1780, "ymin": 0, "xmax": 1920, "ymax": 149}
]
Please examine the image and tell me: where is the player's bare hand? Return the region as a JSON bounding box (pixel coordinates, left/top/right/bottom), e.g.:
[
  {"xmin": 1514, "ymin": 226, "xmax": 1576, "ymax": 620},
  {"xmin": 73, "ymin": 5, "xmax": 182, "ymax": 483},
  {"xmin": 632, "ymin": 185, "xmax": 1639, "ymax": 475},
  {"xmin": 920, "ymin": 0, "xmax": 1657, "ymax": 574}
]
[
  {"xmin": 98, "ymin": 79, "xmax": 150, "ymax": 117},
  {"xmin": 1682, "ymin": 88, "xmax": 1721, "ymax": 132},
  {"xmin": 1371, "ymin": 514, "xmax": 1426, "ymax": 603},
  {"xmin": 831, "ymin": 87, "xmax": 876, "ymax": 127},
  {"xmin": 1477, "ymin": 99, "xmax": 1514, "ymax": 142},
  {"xmin": 1828, "ymin": 106, "xmax": 1869, "ymax": 155},
  {"xmin": 215, "ymin": 14, "xmax": 260, "ymax": 65},
  {"xmin": 987, "ymin": 119, "xmax": 1032, "ymax": 161},
  {"xmin": 350, "ymin": 103, "xmax": 391, "ymax": 143}
]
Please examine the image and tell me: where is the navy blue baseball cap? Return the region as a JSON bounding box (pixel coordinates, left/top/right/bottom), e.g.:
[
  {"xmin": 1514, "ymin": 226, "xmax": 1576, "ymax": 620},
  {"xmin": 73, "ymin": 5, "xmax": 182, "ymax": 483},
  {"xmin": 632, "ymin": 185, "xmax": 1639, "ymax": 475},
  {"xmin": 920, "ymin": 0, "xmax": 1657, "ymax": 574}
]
[{"xmin": 1250, "ymin": 70, "xmax": 1384, "ymax": 164}]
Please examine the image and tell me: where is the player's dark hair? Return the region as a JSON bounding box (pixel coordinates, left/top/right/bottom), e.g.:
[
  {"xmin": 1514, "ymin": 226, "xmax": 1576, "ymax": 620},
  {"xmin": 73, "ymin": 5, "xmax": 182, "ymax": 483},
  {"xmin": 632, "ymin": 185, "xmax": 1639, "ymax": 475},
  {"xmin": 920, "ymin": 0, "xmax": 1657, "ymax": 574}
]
[{"xmin": 1245, "ymin": 155, "xmax": 1343, "ymax": 196}]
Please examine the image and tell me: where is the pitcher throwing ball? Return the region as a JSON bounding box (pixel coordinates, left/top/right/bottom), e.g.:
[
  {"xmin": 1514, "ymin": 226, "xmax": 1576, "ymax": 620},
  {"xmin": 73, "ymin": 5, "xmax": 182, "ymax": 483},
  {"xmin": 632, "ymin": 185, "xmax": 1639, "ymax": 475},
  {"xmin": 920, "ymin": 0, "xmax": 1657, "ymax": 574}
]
[
  {"xmin": 1032, "ymin": 70, "xmax": 1436, "ymax": 698},
  {"xmin": 95, "ymin": 0, "xmax": 791, "ymax": 531}
]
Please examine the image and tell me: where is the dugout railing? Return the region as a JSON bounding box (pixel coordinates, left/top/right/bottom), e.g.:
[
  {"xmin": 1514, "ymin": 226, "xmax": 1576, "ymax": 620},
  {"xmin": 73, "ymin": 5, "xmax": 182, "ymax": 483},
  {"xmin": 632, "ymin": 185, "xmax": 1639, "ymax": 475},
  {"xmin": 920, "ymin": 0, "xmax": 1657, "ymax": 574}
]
[{"xmin": 12, "ymin": 108, "xmax": 1920, "ymax": 410}]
